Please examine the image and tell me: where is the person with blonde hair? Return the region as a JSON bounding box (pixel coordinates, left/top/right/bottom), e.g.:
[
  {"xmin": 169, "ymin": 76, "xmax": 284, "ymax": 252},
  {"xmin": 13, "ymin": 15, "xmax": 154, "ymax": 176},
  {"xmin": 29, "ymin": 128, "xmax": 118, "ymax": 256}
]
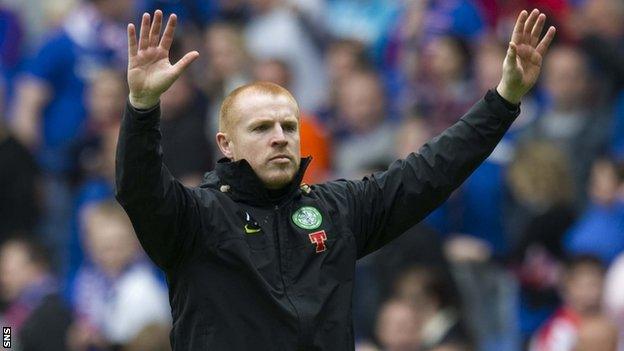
[{"xmin": 68, "ymin": 201, "xmax": 170, "ymax": 350}]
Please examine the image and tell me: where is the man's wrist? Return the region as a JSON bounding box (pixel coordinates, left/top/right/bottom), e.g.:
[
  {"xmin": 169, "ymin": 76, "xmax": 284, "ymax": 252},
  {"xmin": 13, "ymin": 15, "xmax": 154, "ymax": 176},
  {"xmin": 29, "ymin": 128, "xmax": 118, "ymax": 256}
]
[
  {"xmin": 493, "ymin": 89, "xmax": 520, "ymax": 111},
  {"xmin": 128, "ymin": 94, "xmax": 159, "ymax": 110},
  {"xmin": 495, "ymin": 83, "xmax": 522, "ymax": 106}
]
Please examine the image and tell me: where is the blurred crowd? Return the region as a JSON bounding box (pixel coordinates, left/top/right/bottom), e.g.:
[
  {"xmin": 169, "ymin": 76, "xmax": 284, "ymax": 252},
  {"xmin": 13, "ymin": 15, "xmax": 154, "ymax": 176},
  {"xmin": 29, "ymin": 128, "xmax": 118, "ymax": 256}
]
[{"xmin": 0, "ymin": 0, "xmax": 624, "ymax": 350}]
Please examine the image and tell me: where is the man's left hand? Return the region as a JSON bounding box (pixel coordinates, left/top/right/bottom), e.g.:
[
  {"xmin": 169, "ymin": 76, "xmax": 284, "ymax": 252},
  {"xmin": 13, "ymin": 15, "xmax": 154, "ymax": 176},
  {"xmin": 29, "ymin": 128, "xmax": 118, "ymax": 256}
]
[{"xmin": 496, "ymin": 9, "xmax": 556, "ymax": 104}]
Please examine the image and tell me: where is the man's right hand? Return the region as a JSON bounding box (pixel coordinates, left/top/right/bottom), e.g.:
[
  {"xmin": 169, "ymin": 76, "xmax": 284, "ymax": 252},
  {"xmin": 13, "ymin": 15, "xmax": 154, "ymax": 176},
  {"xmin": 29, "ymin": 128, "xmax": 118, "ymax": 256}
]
[{"xmin": 127, "ymin": 10, "xmax": 199, "ymax": 109}]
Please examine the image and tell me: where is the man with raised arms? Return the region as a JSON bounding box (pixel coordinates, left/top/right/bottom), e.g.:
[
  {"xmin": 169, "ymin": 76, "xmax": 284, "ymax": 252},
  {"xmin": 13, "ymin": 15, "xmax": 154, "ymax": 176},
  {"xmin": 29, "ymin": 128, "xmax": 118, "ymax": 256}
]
[{"xmin": 116, "ymin": 9, "xmax": 555, "ymax": 350}]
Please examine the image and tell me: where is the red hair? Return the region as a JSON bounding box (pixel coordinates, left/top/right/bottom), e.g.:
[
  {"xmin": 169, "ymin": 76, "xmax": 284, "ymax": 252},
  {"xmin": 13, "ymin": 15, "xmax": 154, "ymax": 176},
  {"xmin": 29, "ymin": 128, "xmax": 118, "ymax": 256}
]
[{"xmin": 219, "ymin": 81, "xmax": 299, "ymax": 133}]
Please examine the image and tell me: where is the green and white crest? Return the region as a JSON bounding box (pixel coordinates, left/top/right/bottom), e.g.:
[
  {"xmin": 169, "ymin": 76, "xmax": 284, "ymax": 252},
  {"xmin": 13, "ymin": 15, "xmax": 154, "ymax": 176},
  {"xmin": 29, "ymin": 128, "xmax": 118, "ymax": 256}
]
[{"xmin": 292, "ymin": 206, "xmax": 323, "ymax": 230}]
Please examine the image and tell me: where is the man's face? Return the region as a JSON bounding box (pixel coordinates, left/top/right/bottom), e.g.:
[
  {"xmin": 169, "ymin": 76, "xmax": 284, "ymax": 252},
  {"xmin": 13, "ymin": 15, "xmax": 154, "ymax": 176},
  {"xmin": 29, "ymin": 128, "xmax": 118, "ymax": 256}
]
[
  {"xmin": 206, "ymin": 26, "xmax": 245, "ymax": 79},
  {"xmin": 544, "ymin": 48, "xmax": 589, "ymax": 110},
  {"xmin": 0, "ymin": 243, "xmax": 37, "ymax": 301},
  {"xmin": 376, "ymin": 301, "xmax": 422, "ymax": 351},
  {"xmin": 564, "ymin": 265, "xmax": 604, "ymax": 315},
  {"xmin": 88, "ymin": 71, "xmax": 125, "ymax": 125},
  {"xmin": 85, "ymin": 214, "xmax": 138, "ymax": 277},
  {"xmin": 338, "ymin": 74, "xmax": 384, "ymax": 133},
  {"xmin": 219, "ymin": 92, "xmax": 301, "ymax": 189},
  {"xmin": 589, "ymin": 160, "xmax": 619, "ymax": 205}
]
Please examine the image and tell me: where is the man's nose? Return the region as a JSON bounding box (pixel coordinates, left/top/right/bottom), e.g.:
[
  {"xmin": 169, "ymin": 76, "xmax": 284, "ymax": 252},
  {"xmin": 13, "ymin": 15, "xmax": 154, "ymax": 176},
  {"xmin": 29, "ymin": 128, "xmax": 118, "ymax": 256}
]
[{"xmin": 270, "ymin": 125, "xmax": 288, "ymax": 147}]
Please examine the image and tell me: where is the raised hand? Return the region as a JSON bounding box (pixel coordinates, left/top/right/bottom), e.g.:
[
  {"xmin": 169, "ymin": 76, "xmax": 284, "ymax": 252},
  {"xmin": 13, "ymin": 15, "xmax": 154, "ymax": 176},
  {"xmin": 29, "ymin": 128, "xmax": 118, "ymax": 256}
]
[
  {"xmin": 127, "ymin": 10, "xmax": 199, "ymax": 109},
  {"xmin": 496, "ymin": 9, "xmax": 556, "ymax": 104}
]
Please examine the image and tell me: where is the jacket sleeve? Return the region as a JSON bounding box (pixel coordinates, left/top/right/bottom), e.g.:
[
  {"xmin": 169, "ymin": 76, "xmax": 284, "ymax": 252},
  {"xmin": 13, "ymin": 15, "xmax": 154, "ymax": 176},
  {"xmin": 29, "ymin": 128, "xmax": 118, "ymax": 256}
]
[
  {"xmin": 115, "ymin": 100, "xmax": 204, "ymax": 271},
  {"xmin": 337, "ymin": 89, "xmax": 520, "ymax": 258}
]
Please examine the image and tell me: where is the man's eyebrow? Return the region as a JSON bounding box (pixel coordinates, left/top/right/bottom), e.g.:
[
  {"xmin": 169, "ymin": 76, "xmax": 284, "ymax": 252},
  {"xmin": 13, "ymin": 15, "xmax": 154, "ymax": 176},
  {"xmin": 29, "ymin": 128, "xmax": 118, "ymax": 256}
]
[
  {"xmin": 247, "ymin": 118, "xmax": 274, "ymax": 126},
  {"xmin": 247, "ymin": 115, "xmax": 298, "ymax": 125}
]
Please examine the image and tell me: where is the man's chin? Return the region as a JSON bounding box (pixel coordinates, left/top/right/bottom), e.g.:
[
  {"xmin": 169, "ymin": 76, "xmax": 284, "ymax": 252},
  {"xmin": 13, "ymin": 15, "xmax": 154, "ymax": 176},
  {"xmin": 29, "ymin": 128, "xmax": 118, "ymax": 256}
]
[{"xmin": 261, "ymin": 169, "xmax": 297, "ymax": 190}]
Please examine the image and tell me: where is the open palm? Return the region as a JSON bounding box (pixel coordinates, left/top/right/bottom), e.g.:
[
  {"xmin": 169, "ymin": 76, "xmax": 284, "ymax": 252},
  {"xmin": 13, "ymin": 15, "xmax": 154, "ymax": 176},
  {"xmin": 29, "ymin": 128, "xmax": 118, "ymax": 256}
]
[
  {"xmin": 127, "ymin": 10, "xmax": 199, "ymax": 109},
  {"xmin": 498, "ymin": 9, "xmax": 556, "ymax": 104}
]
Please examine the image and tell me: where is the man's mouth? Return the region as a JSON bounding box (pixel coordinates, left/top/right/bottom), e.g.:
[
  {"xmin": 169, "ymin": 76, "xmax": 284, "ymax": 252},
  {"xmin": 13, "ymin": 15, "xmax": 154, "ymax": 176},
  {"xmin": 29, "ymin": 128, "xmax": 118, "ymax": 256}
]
[{"xmin": 269, "ymin": 154, "xmax": 292, "ymax": 163}]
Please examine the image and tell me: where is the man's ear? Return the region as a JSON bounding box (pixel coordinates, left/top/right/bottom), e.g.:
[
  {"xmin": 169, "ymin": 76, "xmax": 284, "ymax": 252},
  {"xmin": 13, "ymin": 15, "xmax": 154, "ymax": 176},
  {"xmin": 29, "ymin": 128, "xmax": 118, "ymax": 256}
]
[{"xmin": 216, "ymin": 132, "xmax": 234, "ymax": 159}]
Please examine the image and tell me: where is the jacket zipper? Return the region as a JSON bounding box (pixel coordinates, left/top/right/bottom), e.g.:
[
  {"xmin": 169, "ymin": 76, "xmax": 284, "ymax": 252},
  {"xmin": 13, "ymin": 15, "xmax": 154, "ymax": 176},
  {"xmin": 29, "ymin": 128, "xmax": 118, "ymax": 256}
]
[{"xmin": 273, "ymin": 205, "xmax": 303, "ymax": 347}]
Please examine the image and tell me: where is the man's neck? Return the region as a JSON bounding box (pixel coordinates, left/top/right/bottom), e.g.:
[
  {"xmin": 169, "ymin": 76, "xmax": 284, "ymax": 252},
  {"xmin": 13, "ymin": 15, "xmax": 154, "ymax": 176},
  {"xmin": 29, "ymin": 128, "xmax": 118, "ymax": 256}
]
[{"xmin": 267, "ymin": 183, "xmax": 292, "ymax": 201}]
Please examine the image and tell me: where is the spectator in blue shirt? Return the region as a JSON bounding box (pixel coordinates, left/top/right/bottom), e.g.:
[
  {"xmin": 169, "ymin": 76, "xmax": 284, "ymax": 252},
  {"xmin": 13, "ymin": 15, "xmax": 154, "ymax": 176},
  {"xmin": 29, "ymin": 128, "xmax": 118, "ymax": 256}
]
[
  {"xmin": 565, "ymin": 157, "xmax": 624, "ymax": 264},
  {"xmin": 9, "ymin": 0, "xmax": 135, "ymax": 273}
]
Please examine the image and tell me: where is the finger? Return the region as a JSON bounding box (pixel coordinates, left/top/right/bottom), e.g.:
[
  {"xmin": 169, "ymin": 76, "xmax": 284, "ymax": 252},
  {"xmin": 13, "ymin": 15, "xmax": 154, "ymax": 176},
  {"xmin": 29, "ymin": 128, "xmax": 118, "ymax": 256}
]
[
  {"xmin": 172, "ymin": 51, "xmax": 200, "ymax": 76},
  {"xmin": 159, "ymin": 14, "xmax": 177, "ymax": 51},
  {"xmin": 511, "ymin": 10, "xmax": 528, "ymax": 44},
  {"xmin": 138, "ymin": 13, "xmax": 151, "ymax": 51},
  {"xmin": 523, "ymin": 9, "xmax": 540, "ymax": 44},
  {"xmin": 530, "ymin": 13, "xmax": 546, "ymax": 47},
  {"xmin": 149, "ymin": 10, "xmax": 163, "ymax": 47},
  {"xmin": 127, "ymin": 23, "xmax": 137, "ymax": 57},
  {"xmin": 507, "ymin": 41, "xmax": 518, "ymax": 62},
  {"xmin": 536, "ymin": 26, "xmax": 556, "ymax": 56}
]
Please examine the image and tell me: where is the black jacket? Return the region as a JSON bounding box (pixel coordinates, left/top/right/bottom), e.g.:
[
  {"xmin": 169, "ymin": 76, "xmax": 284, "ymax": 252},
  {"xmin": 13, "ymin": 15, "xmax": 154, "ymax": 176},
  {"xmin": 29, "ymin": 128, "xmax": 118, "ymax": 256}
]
[
  {"xmin": 18, "ymin": 293, "xmax": 72, "ymax": 351},
  {"xmin": 115, "ymin": 90, "xmax": 519, "ymax": 350}
]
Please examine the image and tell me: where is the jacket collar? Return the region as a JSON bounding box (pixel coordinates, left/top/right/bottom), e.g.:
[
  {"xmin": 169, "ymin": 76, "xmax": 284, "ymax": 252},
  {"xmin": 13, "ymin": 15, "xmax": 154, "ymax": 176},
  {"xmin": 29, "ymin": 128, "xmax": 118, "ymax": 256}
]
[{"xmin": 201, "ymin": 157, "xmax": 312, "ymax": 206}]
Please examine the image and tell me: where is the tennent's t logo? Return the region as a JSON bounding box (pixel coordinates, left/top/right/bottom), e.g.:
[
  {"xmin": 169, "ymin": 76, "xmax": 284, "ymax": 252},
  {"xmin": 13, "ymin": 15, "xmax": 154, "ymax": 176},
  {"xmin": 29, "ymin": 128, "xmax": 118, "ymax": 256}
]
[{"xmin": 308, "ymin": 230, "xmax": 327, "ymax": 253}]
